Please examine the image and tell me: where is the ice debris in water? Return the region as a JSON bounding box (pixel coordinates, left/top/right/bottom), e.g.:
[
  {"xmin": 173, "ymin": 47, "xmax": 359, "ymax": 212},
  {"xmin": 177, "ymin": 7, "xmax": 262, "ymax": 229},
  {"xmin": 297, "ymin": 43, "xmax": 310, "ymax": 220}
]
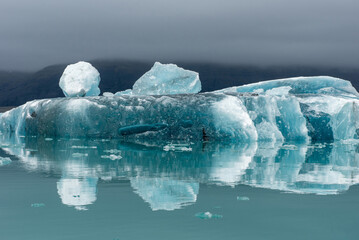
[
  {"xmin": 101, "ymin": 154, "xmax": 122, "ymax": 160},
  {"xmin": 71, "ymin": 146, "xmax": 97, "ymax": 149},
  {"xmin": 104, "ymin": 149, "xmax": 122, "ymax": 154},
  {"xmin": 237, "ymin": 196, "xmax": 250, "ymax": 201},
  {"xmin": 195, "ymin": 212, "xmax": 223, "ymax": 219},
  {"xmin": 31, "ymin": 203, "xmax": 45, "ymax": 208},
  {"xmin": 114, "ymin": 62, "xmax": 201, "ymax": 96},
  {"xmin": 163, "ymin": 143, "xmax": 192, "ymax": 151},
  {"xmin": 59, "ymin": 61, "xmax": 101, "ymax": 97},
  {"xmin": 0, "ymin": 157, "xmax": 12, "ymax": 166},
  {"xmin": 72, "ymin": 153, "xmax": 89, "ymax": 158}
]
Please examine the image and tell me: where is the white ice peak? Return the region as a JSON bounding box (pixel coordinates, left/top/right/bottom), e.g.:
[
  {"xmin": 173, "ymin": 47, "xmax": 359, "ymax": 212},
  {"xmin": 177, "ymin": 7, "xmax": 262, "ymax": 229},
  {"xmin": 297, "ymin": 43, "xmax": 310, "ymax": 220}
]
[{"xmin": 59, "ymin": 61, "xmax": 101, "ymax": 97}]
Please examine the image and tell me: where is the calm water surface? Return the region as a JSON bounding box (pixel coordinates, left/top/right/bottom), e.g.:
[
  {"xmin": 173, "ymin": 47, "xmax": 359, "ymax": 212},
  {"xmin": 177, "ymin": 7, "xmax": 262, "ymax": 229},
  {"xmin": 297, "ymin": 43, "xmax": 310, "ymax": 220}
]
[{"xmin": 1, "ymin": 136, "xmax": 359, "ymax": 240}]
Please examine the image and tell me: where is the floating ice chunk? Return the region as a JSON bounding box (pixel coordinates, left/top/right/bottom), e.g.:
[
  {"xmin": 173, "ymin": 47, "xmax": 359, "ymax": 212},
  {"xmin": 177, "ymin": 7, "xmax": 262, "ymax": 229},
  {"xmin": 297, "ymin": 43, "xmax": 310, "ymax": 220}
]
[
  {"xmin": 104, "ymin": 149, "xmax": 122, "ymax": 154},
  {"xmin": 163, "ymin": 143, "xmax": 192, "ymax": 152},
  {"xmin": 0, "ymin": 157, "xmax": 12, "ymax": 166},
  {"xmin": 71, "ymin": 145, "xmax": 97, "ymax": 149},
  {"xmin": 101, "ymin": 154, "xmax": 122, "ymax": 160},
  {"xmin": 195, "ymin": 212, "xmax": 223, "ymax": 219},
  {"xmin": 31, "ymin": 203, "xmax": 45, "ymax": 208},
  {"xmin": 72, "ymin": 153, "xmax": 89, "ymax": 158},
  {"xmin": 281, "ymin": 144, "xmax": 298, "ymax": 150},
  {"xmin": 237, "ymin": 196, "xmax": 250, "ymax": 201},
  {"xmin": 59, "ymin": 61, "xmax": 101, "ymax": 97},
  {"xmin": 218, "ymin": 76, "xmax": 359, "ymax": 96},
  {"xmin": 132, "ymin": 62, "xmax": 201, "ymax": 95}
]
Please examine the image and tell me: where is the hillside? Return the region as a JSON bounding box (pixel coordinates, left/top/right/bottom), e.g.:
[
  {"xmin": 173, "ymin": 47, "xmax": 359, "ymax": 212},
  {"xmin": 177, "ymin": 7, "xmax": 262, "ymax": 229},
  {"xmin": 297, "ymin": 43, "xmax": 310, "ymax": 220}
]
[{"xmin": 0, "ymin": 60, "xmax": 358, "ymax": 107}]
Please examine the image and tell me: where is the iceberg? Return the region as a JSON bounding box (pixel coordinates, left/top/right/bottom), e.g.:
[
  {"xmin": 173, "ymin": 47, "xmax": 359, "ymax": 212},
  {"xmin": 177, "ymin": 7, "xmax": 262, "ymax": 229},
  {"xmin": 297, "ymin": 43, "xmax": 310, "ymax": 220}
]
[
  {"xmin": 115, "ymin": 62, "xmax": 201, "ymax": 96},
  {"xmin": 0, "ymin": 74, "xmax": 358, "ymax": 143},
  {"xmin": 59, "ymin": 61, "xmax": 101, "ymax": 97}
]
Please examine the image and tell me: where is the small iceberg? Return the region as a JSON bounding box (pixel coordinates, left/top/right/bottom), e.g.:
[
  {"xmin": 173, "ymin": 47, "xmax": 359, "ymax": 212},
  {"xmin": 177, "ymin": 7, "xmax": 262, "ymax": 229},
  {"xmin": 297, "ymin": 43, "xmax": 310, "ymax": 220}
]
[{"xmin": 59, "ymin": 61, "xmax": 101, "ymax": 97}]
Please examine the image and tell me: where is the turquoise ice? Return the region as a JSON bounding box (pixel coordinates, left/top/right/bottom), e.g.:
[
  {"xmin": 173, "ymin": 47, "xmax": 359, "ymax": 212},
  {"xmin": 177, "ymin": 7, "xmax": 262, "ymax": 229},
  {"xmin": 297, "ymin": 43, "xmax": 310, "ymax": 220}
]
[
  {"xmin": 0, "ymin": 76, "xmax": 358, "ymax": 142},
  {"xmin": 115, "ymin": 62, "xmax": 201, "ymax": 96}
]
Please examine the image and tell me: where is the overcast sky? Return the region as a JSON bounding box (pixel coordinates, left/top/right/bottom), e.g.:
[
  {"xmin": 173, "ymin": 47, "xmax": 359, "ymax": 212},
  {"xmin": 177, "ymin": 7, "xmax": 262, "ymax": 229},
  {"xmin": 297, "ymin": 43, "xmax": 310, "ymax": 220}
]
[{"xmin": 1, "ymin": 0, "xmax": 359, "ymax": 70}]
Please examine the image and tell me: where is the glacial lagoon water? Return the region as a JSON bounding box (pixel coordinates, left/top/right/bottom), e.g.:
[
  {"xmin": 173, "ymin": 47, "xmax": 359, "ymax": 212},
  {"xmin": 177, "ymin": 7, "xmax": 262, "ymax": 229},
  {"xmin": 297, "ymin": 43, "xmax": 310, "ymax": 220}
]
[{"xmin": 1, "ymin": 136, "xmax": 359, "ymax": 239}]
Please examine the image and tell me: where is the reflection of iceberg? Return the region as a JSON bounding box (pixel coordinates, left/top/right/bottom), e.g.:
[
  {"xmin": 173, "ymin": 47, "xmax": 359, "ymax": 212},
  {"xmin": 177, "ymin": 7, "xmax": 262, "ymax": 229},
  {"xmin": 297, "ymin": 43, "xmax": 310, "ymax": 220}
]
[
  {"xmin": 1, "ymin": 136, "xmax": 359, "ymax": 211},
  {"xmin": 57, "ymin": 177, "xmax": 98, "ymax": 210},
  {"xmin": 130, "ymin": 177, "xmax": 199, "ymax": 211},
  {"xmin": 209, "ymin": 142, "xmax": 257, "ymax": 186}
]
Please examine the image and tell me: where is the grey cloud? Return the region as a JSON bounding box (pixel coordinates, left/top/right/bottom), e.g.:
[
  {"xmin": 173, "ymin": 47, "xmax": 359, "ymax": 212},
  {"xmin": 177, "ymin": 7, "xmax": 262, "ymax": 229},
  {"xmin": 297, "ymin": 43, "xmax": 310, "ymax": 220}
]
[{"xmin": 0, "ymin": 0, "xmax": 359, "ymax": 70}]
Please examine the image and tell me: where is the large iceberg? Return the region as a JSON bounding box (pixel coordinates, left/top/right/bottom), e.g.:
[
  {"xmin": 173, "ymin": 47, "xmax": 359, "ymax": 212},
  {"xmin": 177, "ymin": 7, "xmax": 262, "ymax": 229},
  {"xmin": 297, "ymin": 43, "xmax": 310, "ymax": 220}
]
[
  {"xmin": 1, "ymin": 75, "xmax": 359, "ymax": 143},
  {"xmin": 114, "ymin": 62, "xmax": 201, "ymax": 96},
  {"xmin": 59, "ymin": 61, "xmax": 101, "ymax": 97}
]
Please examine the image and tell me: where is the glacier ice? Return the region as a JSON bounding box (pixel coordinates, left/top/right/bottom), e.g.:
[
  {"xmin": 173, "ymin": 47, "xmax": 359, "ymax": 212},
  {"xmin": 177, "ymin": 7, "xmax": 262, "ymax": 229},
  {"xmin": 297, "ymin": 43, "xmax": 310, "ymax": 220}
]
[
  {"xmin": 218, "ymin": 76, "xmax": 359, "ymax": 96},
  {"xmin": 115, "ymin": 89, "xmax": 133, "ymax": 96},
  {"xmin": 1, "ymin": 75, "xmax": 359, "ymax": 143},
  {"xmin": 59, "ymin": 61, "xmax": 101, "ymax": 97},
  {"xmin": 115, "ymin": 62, "xmax": 201, "ymax": 96},
  {"xmin": 237, "ymin": 196, "xmax": 250, "ymax": 201}
]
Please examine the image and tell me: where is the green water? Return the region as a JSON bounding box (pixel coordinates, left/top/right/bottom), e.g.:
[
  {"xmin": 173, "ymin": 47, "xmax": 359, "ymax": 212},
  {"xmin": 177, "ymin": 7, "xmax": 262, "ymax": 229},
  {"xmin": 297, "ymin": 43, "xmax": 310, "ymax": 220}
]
[{"xmin": 0, "ymin": 136, "xmax": 359, "ymax": 239}]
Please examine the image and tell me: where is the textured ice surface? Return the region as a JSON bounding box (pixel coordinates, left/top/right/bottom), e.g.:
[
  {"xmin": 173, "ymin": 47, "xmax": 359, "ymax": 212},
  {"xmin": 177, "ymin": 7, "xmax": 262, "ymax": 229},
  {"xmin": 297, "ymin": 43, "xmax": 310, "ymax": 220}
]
[
  {"xmin": 131, "ymin": 62, "xmax": 201, "ymax": 95},
  {"xmin": 218, "ymin": 76, "xmax": 359, "ymax": 96},
  {"xmin": 59, "ymin": 61, "xmax": 101, "ymax": 97},
  {"xmin": 0, "ymin": 157, "xmax": 12, "ymax": 166},
  {"xmin": 1, "ymin": 77, "xmax": 359, "ymax": 143},
  {"xmin": 115, "ymin": 89, "xmax": 133, "ymax": 96}
]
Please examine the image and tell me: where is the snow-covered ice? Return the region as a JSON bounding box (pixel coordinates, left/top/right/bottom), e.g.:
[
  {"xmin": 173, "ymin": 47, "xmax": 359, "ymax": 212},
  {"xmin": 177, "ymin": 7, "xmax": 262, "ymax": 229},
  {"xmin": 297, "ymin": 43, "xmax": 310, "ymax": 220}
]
[{"xmin": 59, "ymin": 61, "xmax": 101, "ymax": 97}]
